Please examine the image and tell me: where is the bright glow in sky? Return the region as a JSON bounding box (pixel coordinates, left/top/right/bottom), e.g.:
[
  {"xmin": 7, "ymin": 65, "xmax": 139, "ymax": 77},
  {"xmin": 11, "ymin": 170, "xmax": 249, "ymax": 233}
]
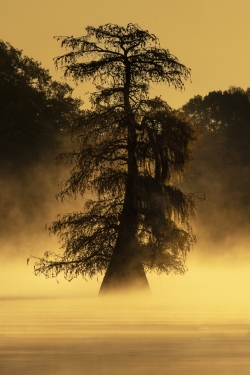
[{"xmin": 2, "ymin": 0, "xmax": 250, "ymax": 108}]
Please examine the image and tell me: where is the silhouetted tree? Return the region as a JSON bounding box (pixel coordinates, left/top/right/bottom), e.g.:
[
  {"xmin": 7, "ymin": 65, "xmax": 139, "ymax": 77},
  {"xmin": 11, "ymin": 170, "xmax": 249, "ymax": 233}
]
[
  {"xmin": 183, "ymin": 87, "xmax": 250, "ymax": 165},
  {"xmin": 31, "ymin": 24, "xmax": 197, "ymax": 294},
  {"xmin": 0, "ymin": 41, "xmax": 83, "ymax": 251},
  {"xmin": 182, "ymin": 87, "xmax": 250, "ymax": 244},
  {"xmin": 0, "ymin": 40, "xmax": 82, "ymax": 165}
]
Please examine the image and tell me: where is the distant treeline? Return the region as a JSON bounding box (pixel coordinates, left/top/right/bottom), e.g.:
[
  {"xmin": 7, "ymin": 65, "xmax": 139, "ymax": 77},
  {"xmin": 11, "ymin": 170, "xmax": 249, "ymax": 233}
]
[
  {"xmin": 0, "ymin": 40, "xmax": 82, "ymax": 250},
  {"xmin": 1, "ymin": 40, "xmax": 250, "ymax": 252},
  {"xmin": 182, "ymin": 87, "xmax": 250, "ymax": 247},
  {"xmin": 0, "ymin": 40, "xmax": 82, "ymax": 168}
]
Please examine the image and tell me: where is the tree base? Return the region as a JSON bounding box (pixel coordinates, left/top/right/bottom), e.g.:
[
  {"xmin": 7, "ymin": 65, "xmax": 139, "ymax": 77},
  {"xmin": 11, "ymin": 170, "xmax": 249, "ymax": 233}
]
[{"xmin": 99, "ymin": 254, "xmax": 150, "ymax": 296}]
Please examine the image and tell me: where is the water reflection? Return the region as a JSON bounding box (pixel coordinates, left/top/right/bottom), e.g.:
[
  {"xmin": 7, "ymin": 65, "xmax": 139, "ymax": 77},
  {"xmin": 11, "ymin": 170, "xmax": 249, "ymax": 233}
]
[{"xmin": 1, "ymin": 298, "xmax": 250, "ymax": 375}]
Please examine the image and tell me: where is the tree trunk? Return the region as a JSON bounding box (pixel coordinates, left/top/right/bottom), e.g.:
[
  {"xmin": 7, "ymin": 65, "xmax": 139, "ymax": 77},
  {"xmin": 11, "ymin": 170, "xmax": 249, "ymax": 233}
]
[
  {"xmin": 99, "ymin": 161, "xmax": 150, "ymax": 296},
  {"xmin": 99, "ymin": 251, "xmax": 150, "ymax": 295},
  {"xmin": 99, "ymin": 59, "xmax": 151, "ymax": 296},
  {"xmin": 99, "ymin": 232, "xmax": 150, "ymax": 295}
]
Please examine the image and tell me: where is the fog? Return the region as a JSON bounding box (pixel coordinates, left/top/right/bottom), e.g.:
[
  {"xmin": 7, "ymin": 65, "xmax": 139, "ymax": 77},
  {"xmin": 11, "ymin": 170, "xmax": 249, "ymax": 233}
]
[
  {"xmin": 1, "ymin": 155, "xmax": 250, "ymax": 375},
  {"xmin": 1, "ymin": 140, "xmax": 250, "ymax": 303},
  {"xmin": 1, "ymin": 295, "xmax": 250, "ymax": 375}
]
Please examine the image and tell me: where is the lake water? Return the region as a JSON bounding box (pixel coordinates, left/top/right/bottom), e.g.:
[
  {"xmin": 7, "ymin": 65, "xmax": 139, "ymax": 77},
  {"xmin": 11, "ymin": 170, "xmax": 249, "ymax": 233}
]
[{"xmin": 1, "ymin": 297, "xmax": 250, "ymax": 375}]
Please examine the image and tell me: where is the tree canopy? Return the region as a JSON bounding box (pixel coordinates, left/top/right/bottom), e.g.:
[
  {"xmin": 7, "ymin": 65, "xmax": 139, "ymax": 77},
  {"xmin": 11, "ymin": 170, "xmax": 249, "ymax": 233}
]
[
  {"xmin": 31, "ymin": 24, "xmax": 198, "ymax": 294},
  {"xmin": 183, "ymin": 87, "xmax": 250, "ymax": 165},
  {"xmin": 0, "ymin": 40, "xmax": 82, "ymax": 164},
  {"xmin": 182, "ymin": 87, "xmax": 250, "ymax": 245},
  {"xmin": 0, "ymin": 40, "xmax": 83, "ymax": 255}
]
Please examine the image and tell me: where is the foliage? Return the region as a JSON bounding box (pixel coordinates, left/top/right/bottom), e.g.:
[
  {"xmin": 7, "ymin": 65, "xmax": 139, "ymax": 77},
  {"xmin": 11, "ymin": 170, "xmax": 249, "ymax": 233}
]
[
  {"xmin": 182, "ymin": 87, "xmax": 250, "ymax": 244},
  {"xmin": 31, "ymin": 24, "xmax": 198, "ymax": 285},
  {"xmin": 183, "ymin": 87, "xmax": 250, "ymax": 166},
  {"xmin": 0, "ymin": 40, "xmax": 82, "ymax": 163}
]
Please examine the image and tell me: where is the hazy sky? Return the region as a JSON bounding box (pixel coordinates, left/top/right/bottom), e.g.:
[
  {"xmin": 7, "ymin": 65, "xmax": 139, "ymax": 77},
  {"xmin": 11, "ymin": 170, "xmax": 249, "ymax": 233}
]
[{"xmin": 2, "ymin": 0, "xmax": 250, "ymax": 108}]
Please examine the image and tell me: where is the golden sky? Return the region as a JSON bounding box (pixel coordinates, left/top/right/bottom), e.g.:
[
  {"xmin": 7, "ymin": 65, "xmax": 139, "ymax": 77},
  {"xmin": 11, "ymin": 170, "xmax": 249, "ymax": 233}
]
[{"xmin": 2, "ymin": 0, "xmax": 250, "ymax": 108}]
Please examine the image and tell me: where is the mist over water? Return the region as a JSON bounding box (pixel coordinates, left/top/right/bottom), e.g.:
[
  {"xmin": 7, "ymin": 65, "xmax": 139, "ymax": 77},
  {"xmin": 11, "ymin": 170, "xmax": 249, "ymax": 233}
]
[
  {"xmin": 1, "ymin": 117, "xmax": 250, "ymax": 374},
  {"xmin": 1, "ymin": 297, "xmax": 250, "ymax": 375}
]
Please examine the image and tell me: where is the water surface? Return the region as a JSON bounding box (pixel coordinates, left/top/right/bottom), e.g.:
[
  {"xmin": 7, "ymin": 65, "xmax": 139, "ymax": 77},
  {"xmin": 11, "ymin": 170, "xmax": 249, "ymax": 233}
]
[{"xmin": 1, "ymin": 297, "xmax": 250, "ymax": 375}]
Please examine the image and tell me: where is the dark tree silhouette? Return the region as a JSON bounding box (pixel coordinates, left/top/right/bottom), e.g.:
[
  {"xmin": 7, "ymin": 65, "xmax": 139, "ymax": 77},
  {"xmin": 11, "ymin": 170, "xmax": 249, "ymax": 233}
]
[
  {"xmin": 0, "ymin": 40, "xmax": 82, "ymax": 164},
  {"xmin": 183, "ymin": 87, "xmax": 250, "ymax": 165},
  {"xmin": 31, "ymin": 24, "xmax": 197, "ymax": 294},
  {"xmin": 0, "ymin": 40, "xmax": 82, "ymax": 253},
  {"xmin": 182, "ymin": 87, "xmax": 250, "ymax": 245}
]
